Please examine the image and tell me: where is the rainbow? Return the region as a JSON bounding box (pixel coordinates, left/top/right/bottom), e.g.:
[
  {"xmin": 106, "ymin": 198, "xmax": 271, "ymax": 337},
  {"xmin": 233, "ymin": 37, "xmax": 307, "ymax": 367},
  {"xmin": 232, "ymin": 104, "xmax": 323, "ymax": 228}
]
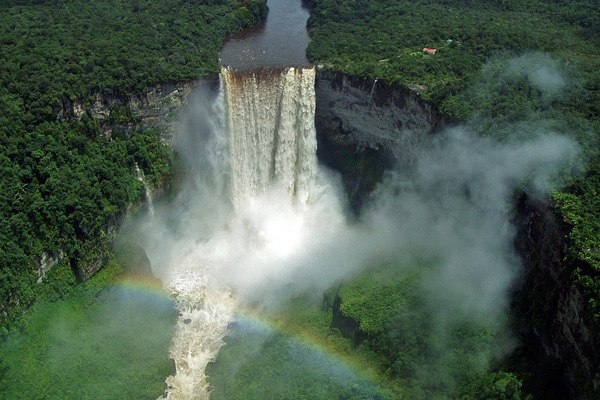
[
  {"xmin": 216, "ymin": 304, "xmax": 388, "ymax": 392},
  {"xmin": 110, "ymin": 274, "xmax": 388, "ymax": 397},
  {"xmin": 111, "ymin": 273, "xmax": 175, "ymax": 303}
]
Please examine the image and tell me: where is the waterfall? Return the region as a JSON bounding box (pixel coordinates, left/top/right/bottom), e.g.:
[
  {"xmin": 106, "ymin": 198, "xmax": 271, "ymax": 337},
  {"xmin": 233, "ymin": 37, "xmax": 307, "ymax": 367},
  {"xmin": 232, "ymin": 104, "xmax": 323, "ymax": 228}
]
[
  {"xmin": 368, "ymin": 77, "xmax": 379, "ymax": 106},
  {"xmin": 222, "ymin": 67, "xmax": 317, "ymax": 206},
  {"xmin": 159, "ymin": 66, "xmax": 319, "ymax": 400},
  {"xmin": 134, "ymin": 163, "xmax": 155, "ymax": 216}
]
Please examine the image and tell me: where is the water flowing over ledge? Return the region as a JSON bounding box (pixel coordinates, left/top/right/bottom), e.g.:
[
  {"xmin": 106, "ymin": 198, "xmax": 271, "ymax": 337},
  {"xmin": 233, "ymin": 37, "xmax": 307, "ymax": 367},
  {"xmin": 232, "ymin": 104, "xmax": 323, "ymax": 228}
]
[
  {"xmin": 159, "ymin": 66, "xmax": 321, "ymax": 399},
  {"xmin": 222, "ymin": 66, "xmax": 317, "ymax": 207}
]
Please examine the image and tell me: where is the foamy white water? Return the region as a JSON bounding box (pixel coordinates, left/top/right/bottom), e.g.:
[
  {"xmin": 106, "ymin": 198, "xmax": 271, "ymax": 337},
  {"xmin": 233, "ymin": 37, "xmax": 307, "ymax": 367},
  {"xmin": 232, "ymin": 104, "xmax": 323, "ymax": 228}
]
[
  {"xmin": 160, "ymin": 268, "xmax": 233, "ymax": 400},
  {"xmin": 222, "ymin": 67, "xmax": 317, "ymax": 206},
  {"xmin": 159, "ymin": 67, "xmax": 324, "ymax": 399}
]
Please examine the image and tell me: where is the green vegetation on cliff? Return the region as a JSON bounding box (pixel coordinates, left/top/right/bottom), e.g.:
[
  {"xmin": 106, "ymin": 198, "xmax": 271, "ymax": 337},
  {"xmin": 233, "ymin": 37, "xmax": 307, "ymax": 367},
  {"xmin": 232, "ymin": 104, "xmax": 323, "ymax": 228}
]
[
  {"xmin": 207, "ymin": 295, "xmax": 394, "ymax": 400},
  {"xmin": 336, "ymin": 264, "xmax": 522, "ymax": 400},
  {"xmin": 207, "ymin": 263, "xmax": 524, "ymax": 399},
  {"xmin": 0, "ymin": 0, "xmax": 267, "ymax": 334}
]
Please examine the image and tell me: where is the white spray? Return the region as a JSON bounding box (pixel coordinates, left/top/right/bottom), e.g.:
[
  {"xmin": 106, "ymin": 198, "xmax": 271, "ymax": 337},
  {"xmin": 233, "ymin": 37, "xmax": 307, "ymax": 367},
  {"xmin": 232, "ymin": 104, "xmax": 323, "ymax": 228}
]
[{"xmin": 150, "ymin": 56, "xmax": 579, "ymax": 399}]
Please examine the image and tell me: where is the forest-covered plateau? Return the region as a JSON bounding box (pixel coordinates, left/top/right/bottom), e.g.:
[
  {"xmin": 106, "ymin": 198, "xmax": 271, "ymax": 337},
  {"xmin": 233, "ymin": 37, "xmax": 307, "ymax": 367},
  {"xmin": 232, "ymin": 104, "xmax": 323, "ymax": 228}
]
[
  {"xmin": 0, "ymin": 0, "xmax": 268, "ymax": 333},
  {"xmin": 306, "ymin": 0, "xmax": 600, "ymax": 338},
  {"xmin": 0, "ymin": 0, "xmax": 598, "ymax": 399}
]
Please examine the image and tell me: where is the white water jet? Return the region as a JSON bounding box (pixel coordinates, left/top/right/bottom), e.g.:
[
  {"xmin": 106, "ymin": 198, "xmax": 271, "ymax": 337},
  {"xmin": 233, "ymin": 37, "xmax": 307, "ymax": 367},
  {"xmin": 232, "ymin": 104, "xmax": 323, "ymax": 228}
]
[{"xmin": 368, "ymin": 77, "xmax": 379, "ymax": 105}]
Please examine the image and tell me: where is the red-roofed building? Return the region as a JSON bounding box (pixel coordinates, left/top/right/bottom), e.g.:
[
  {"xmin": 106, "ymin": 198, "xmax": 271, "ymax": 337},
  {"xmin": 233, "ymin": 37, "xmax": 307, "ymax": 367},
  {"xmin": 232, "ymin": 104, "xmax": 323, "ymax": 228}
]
[{"xmin": 423, "ymin": 47, "xmax": 437, "ymax": 55}]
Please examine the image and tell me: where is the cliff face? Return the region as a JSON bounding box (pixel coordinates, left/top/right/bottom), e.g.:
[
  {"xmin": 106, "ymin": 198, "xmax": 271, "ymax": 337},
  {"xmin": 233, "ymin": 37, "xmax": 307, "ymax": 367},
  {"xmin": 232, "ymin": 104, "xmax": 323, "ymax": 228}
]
[
  {"xmin": 59, "ymin": 80, "xmax": 205, "ymax": 142},
  {"xmin": 314, "ymin": 70, "xmax": 440, "ymax": 209},
  {"xmin": 61, "ymin": 70, "xmax": 437, "ymax": 277},
  {"xmin": 513, "ymin": 195, "xmax": 600, "ymax": 400},
  {"xmin": 50, "ymin": 81, "xmax": 207, "ymax": 281},
  {"xmin": 49, "ymin": 71, "xmax": 597, "ymax": 397},
  {"xmin": 314, "ymin": 70, "xmax": 598, "ymax": 399}
]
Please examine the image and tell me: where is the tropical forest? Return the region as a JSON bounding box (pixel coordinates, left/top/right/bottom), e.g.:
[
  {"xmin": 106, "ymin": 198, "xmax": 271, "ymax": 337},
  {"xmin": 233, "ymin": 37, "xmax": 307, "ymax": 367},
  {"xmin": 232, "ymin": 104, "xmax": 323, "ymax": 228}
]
[{"xmin": 0, "ymin": 0, "xmax": 598, "ymax": 399}]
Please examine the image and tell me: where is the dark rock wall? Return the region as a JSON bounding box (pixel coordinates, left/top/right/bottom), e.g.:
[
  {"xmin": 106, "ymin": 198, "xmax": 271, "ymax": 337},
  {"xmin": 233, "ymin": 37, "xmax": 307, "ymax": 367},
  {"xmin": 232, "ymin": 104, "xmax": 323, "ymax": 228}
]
[
  {"xmin": 314, "ymin": 70, "xmax": 440, "ymax": 210},
  {"xmin": 315, "ymin": 70, "xmax": 440, "ymax": 162},
  {"xmin": 330, "ymin": 291, "xmax": 364, "ymax": 345},
  {"xmin": 513, "ymin": 195, "xmax": 599, "ymax": 400}
]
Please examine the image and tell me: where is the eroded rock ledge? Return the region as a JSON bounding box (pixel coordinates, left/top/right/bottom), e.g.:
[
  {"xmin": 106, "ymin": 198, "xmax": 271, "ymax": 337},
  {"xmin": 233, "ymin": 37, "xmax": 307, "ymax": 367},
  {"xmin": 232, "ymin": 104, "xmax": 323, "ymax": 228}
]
[
  {"xmin": 314, "ymin": 70, "xmax": 441, "ymax": 210},
  {"xmin": 57, "ymin": 80, "xmax": 208, "ymax": 142},
  {"xmin": 513, "ymin": 195, "xmax": 599, "ymax": 400}
]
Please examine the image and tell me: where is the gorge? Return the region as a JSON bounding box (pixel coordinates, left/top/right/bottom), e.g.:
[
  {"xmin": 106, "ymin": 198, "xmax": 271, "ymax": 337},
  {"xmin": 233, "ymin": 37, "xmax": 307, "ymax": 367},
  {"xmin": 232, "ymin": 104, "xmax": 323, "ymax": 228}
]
[
  {"xmin": 136, "ymin": 32, "xmax": 582, "ymax": 400},
  {"xmin": 0, "ymin": 1, "xmax": 598, "ymax": 399},
  {"xmin": 152, "ymin": 66, "xmax": 323, "ymax": 399}
]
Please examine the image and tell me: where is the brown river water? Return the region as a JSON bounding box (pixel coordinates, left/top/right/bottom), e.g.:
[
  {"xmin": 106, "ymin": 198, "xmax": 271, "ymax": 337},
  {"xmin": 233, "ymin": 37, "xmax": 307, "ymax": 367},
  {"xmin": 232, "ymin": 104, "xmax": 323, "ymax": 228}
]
[{"xmin": 219, "ymin": 0, "xmax": 311, "ymax": 70}]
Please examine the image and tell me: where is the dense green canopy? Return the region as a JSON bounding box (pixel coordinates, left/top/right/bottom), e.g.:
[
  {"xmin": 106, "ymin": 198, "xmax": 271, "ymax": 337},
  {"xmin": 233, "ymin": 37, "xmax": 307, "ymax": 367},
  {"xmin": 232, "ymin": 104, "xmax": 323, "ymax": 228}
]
[
  {"xmin": 0, "ymin": 0, "xmax": 267, "ymax": 333},
  {"xmin": 304, "ymin": 1, "xmax": 599, "ymax": 398}
]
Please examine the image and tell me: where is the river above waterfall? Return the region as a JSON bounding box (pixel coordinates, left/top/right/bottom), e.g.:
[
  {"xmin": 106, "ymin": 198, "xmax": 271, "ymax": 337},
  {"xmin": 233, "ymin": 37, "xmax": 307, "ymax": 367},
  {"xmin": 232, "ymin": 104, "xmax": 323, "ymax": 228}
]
[{"xmin": 220, "ymin": 0, "xmax": 311, "ymax": 70}]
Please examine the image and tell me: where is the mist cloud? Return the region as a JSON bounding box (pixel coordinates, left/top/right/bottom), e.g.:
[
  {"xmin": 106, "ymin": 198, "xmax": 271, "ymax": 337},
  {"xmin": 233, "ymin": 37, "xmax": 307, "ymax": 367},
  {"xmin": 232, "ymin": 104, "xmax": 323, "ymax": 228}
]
[
  {"xmin": 507, "ymin": 52, "xmax": 568, "ymax": 100},
  {"xmin": 364, "ymin": 128, "xmax": 577, "ymax": 321}
]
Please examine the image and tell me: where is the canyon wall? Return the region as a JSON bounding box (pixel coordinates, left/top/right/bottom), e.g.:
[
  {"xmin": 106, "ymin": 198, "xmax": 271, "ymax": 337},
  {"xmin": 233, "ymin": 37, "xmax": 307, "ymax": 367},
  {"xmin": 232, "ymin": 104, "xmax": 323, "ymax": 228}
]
[
  {"xmin": 314, "ymin": 70, "xmax": 598, "ymax": 399},
  {"xmin": 56, "ymin": 70, "xmax": 597, "ymax": 397},
  {"xmin": 314, "ymin": 70, "xmax": 440, "ymax": 209},
  {"xmin": 58, "ymin": 79, "xmax": 209, "ymax": 141},
  {"xmin": 513, "ymin": 195, "xmax": 599, "ymax": 399}
]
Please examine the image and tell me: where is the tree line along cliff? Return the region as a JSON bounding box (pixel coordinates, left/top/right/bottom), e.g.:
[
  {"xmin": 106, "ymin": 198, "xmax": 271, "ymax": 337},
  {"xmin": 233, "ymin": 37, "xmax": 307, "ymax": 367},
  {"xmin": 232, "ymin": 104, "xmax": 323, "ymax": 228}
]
[
  {"xmin": 0, "ymin": 0, "xmax": 268, "ymax": 335},
  {"xmin": 305, "ymin": 0, "xmax": 599, "ymax": 341}
]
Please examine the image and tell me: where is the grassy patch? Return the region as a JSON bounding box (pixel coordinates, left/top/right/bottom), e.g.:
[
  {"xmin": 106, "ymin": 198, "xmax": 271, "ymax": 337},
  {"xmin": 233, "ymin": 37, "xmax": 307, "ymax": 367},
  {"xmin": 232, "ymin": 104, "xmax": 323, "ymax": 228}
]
[
  {"xmin": 0, "ymin": 262, "xmax": 176, "ymax": 400},
  {"xmin": 206, "ymin": 294, "xmax": 395, "ymax": 399}
]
